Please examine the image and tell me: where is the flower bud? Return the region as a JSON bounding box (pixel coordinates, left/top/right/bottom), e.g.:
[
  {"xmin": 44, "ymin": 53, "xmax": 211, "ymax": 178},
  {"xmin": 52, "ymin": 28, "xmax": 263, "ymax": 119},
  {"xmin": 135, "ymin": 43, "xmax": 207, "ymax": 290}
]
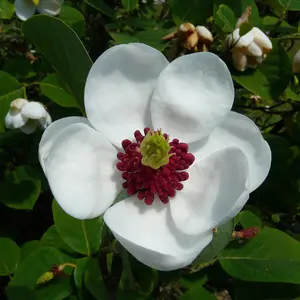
[
  {"xmin": 232, "ymin": 50, "xmax": 247, "ymax": 72},
  {"xmin": 252, "ymin": 27, "xmax": 272, "ymax": 53},
  {"xmin": 293, "ymin": 49, "xmax": 300, "ymax": 73},
  {"xmin": 195, "ymin": 26, "xmax": 213, "ymax": 44}
]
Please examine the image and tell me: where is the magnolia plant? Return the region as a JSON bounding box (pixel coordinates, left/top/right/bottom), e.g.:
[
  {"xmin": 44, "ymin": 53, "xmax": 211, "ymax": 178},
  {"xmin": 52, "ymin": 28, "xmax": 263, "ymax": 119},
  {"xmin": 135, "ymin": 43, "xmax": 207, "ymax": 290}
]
[
  {"xmin": 39, "ymin": 43, "xmax": 271, "ymax": 270},
  {"xmin": 15, "ymin": 0, "xmax": 63, "ymax": 20}
]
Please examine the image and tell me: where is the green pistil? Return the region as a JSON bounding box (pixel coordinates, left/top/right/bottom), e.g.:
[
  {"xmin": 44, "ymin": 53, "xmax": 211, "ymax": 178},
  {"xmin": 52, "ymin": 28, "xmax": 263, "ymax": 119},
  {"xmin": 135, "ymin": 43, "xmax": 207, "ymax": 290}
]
[{"xmin": 140, "ymin": 130, "xmax": 171, "ymax": 170}]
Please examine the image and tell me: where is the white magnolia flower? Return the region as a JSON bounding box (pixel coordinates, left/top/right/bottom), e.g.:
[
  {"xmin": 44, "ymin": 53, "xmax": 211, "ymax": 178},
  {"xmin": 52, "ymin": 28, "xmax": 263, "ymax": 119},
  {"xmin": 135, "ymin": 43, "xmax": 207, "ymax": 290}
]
[
  {"xmin": 226, "ymin": 27, "xmax": 272, "ymax": 71},
  {"xmin": 15, "ymin": 0, "xmax": 63, "ymax": 21},
  {"xmin": 39, "ymin": 43, "xmax": 271, "ymax": 271},
  {"xmin": 5, "ymin": 98, "xmax": 51, "ymax": 134},
  {"xmin": 293, "ymin": 49, "xmax": 300, "ymax": 73}
]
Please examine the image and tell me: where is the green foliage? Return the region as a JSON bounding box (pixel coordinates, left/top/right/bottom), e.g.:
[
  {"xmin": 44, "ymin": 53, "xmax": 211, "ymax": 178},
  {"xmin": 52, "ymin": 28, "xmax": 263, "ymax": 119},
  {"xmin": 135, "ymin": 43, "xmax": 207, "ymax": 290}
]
[{"xmin": 0, "ymin": 238, "xmax": 20, "ymax": 276}]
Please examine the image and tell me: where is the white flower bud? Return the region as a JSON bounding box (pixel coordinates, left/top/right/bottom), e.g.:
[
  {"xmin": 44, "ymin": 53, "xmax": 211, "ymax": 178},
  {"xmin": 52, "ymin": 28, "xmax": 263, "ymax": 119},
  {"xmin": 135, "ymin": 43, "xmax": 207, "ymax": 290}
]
[
  {"xmin": 179, "ymin": 23, "xmax": 195, "ymax": 33},
  {"xmin": 5, "ymin": 99, "xmax": 51, "ymax": 134},
  {"xmin": 232, "ymin": 50, "xmax": 248, "ymax": 72},
  {"xmin": 293, "ymin": 49, "xmax": 300, "ymax": 73},
  {"xmin": 252, "ymin": 28, "xmax": 272, "ymax": 53},
  {"xmin": 195, "ymin": 26, "xmax": 213, "ymax": 44}
]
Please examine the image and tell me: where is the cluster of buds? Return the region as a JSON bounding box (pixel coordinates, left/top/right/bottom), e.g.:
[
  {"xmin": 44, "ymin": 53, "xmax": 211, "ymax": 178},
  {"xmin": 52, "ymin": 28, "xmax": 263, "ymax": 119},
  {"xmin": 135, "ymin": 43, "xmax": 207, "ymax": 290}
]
[
  {"xmin": 163, "ymin": 22, "xmax": 213, "ymax": 52},
  {"xmin": 225, "ymin": 7, "xmax": 272, "ymax": 72}
]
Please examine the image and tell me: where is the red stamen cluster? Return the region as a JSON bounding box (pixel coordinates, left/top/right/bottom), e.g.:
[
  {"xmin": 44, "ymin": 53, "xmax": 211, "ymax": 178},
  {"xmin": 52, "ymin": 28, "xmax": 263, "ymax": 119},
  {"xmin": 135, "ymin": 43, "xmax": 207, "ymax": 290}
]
[{"xmin": 116, "ymin": 128, "xmax": 195, "ymax": 205}]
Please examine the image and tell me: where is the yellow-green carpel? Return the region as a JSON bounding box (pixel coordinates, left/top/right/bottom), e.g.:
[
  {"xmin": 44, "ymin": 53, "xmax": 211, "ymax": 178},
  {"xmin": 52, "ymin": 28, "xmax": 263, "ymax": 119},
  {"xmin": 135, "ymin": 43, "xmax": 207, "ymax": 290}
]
[
  {"xmin": 140, "ymin": 130, "xmax": 171, "ymax": 170},
  {"xmin": 32, "ymin": 0, "xmax": 39, "ymax": 6}
]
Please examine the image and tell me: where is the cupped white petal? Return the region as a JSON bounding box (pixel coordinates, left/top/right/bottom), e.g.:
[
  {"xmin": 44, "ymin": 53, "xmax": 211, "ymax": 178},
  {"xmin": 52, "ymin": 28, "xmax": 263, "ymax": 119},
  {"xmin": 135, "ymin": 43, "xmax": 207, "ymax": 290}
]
[
  {"xmin": 39, "ymin": 116, "xmax": 91, "ymax": 172},
  {"xmin": 20, "ymin": 120, "xmax": 38, "ymax": 134},
  {"xmin": 232, "ymin": 50, "xmax": 247, "ymax": 72},
  {"xmin": 170, "ymin": 147, "xmax": 249, "ymax": 235},
  {"xmin": 85, "ymin": 43, "xmax": 169, "ymax": 147},
  {"xmin": 5, "ymin": 110, "xmax": 28, "ymax": 129},
  {"xmin": 15, "ymin": 0, "xmax": 36, "ymax": 20},
  {"xmin": 151, "ymin": 52, "xmax": 234, "ymax": 143},
  {"xmin": 235, "ymin": 29, "xmax": 254, "ymax": 48},
  {"xmin": 39, "ymin": 111, "xmax": 52, "ymax": 129},
  {"xmin": 104, "ymin": 197, "xmax": 213, "ymax": 271},
  {"xmin": 10, "ymin": 98, "xmax": 28, "ymax": 110},
  {"xmin": 191, "ymin": 111, "xmax": 271, "ymax": 192},
  {"xmin": 21, "ymin": 101, "xmax": 48, "ymax": 119},
  {"xmin": 39, "ymin": 122, "xmax": 120, "ymax": 219},
  {"xmin": 252, "ymin": 27, "xmax": 272, "ymax": 51},
  {"xmin": 37, "ymin": 0, "xmax": 63, "ymax": 16},
  {"xmin": 244, "ymin": 42, "xmax": 263, "ymax": 57}
]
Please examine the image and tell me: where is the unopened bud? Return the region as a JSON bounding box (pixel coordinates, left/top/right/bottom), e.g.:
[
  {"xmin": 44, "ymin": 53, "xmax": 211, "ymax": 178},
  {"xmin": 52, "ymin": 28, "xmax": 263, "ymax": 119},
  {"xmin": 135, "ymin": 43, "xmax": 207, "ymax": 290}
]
[
  {"xmin": 179, "ymin": 22, "xmax": 195, "ymax": 33},
  {"xmin": 252, "ymin": 27, "xmax": 272, "ymax": 53},
  {"xmin": 232, "ymin": 227, "xmax": 260, "ymax": 239},
  {"xmin": 195, "ymin": 26, "xmax": 213, "ymax": 44},
  {"xmin": 232, "ymin": 50, "xmax": 247, "ymax": 72},
  {"xmin": 293, "ymin": 49, "xmax": 300, "ymax": 73}
]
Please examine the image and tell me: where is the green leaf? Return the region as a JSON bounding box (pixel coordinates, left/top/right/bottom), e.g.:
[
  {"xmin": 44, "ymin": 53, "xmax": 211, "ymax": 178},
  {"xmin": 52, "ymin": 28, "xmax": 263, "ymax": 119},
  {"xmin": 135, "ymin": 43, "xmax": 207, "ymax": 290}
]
[
  {"xmin": 109, "ymin": 32, "xmax": 139, "ymax": 44},
  {"xmin": 0, "ymin": 237, "xmax": 20, "ymax": 276},
  {"xmin": 193, "ymin": 219, "xmax": 233, "ymax": 267},
  {"xmin": 59, "ymin": 6, "xmax": 85, "ymax": 37},
  {"xmin": 220, "ymin": 227, "xmax": 300, "ymax": 284},
  {"xmin": 214, "ymin": 0, "xmax": 260, "ymax": 26},
  {"xmin": 169, "ymin": 0, "xmax": 213, "ymax": 25},
  {"xmin": 20, "ymin": 241, "xmax": 41, "ymax": 262},
  {"xmin": 22, "ymin": 15, "xmax": 92, "ymax": 112},
  {"xmin": 6, "ymin": 246, "xmax": 74, "ymax": 300},
  {"xmin": 84, "ymin": 258, "xmax": 107, "ymax": 300},
  {"xmin": 239, "ymin": 22, "xmax": 253, "ymax": 36},
  {"xmin": 134, "ymin": 29, "xmax": 171, "ymax": 51},
  {"xmin": 41, "ymin": 225, "xmax": 75, "ymax": 254},
  {"xmin": 0, "ymin": 71, "xmax": 24, "ymax": 133},
  {"xmin": 3, "ymin": 57, "xmax": 36, "ymax": 80},
  {"xmin": 122, "ymin": 0, "xmax": 138, "ymax": 11},
  {"xmin": 180, "ymin": 285, "xmax": 217, "ymax": 300},
  {"xmin": 0, "ymin": 0, "xmax": 15, "ymax": 19},
  {"xmin": 0, "ymin": 166, "xmax": 41, "ymax": 210},
  {"xmin": 214, "ymin": 4, "xmax": 236, "ymax": 33},
  {"xmin": 40, "ymin": 74, "xmax": 79, "ymax": 108},
  {"xmin": 279, "ymin": 0, "xmax": 300, "ymax": 10},
  {"xmin": 237, "ymin": 211, "xmax": 262, "ymax": 228},
  {"xmin": 85, "ymin": 0, "xmax": 114, "ymax": 17},
  {"xmin": 52, "ymin": 200, "xmax": 104, "ymax": 256},
  {"xmin": 74, "ymin": 257, "xmax": 90, "ymax": 300},
  {"xmin": 233, "ymin": 40, "xmax": 292, "ymax": 101},
  {"xmin": 263, "ymin": 16, "xmax": 296, "ymax": 34}
]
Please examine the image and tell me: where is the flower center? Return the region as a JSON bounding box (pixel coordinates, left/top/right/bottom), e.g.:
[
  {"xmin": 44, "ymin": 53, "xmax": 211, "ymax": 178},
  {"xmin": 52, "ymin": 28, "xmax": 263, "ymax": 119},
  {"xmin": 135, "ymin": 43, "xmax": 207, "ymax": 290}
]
[
  {"xmin": 31, "ymin": 0, "xmax": 39, "ymax": 6},
  {"xmin": 116, "ymin": 128, "xmax": 195, "ymax": 206}
]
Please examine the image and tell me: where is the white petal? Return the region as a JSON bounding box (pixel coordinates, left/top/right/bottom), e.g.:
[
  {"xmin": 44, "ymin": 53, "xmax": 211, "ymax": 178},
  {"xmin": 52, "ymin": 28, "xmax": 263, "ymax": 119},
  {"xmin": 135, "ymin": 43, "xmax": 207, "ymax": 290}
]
[
  {"xmin": 235, "ymin": 29, "xmax": 254, "ymax": 48},
  {"xmin": 15, "ymin": 0, "xmax": 36, "ymax": 20},
  {"xmin": 191, "ymin": 111, "xmax": 271, "ymax": 192},
  {"xmin": 39, "ymin": 112, "xmax": 52, "ymax": 129},
  {"xmin": 195, "ymin": 26, "xmax": 213, "ymax": 43},
  {"xmin": 37, "ymin": 0, "xmax": 63, "ymax": 16},
  {"xmin": 244, "ymin": 42, "xmax": 263, "ymax": 57},
  {"xmin": 170, "ymin": 147, "xmax": 249, "ymax": 235},
  {"xmin": 20, "ymin": 120, "xmax": 38, "ymax": 134},
  {"xmin": 5, "ymin": 110, "xmax": 28, "ymax": 129},
  {"xmin": 39, "ymin": 116, "xmax": 90, "ymax": 172},
  {"xmin": 39, "ymin": 122, "xmax": 120, "ymax": 219},
  {"xmin": 252, "ymin": 27, "xmax": 272, "ymax": 51},
  {"xmin": 232, "ymin": 50, "xmax": 247, "ymax": 72},
  {"xmin": 85, "ymin": 43, "xmax": 169, "ymax": 147},
  {"xmin": 21, "ymin": 101, "xmax": 47, "ymax": 120},
  {"xmin": 10, "ymin": 98, "xmax": 28, "ymax": 110},
  {"xmin": 104, "ymin": 197, "xmax": 213, "ymax": 271},
  {"xmin": 151, "ymin": 52, "xmax": 234, "ymax": 143}
]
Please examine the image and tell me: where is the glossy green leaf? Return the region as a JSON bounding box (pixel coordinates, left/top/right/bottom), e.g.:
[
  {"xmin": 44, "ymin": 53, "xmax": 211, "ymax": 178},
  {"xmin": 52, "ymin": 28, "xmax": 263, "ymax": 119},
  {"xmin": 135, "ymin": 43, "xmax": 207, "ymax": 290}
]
[
  {"xmin": 40, "ymin": 74, "xmax": 79, "ymax": 108},
  {"xmin": 0, "ymin": 238, "xmax": 20, "ymax": 276},
  {"xmin": 169, "ymin": 0, "xmax": 213, "ymax": 25},
  {"xmin": 22, "ymin": 15, "xmax": 92, "ymax": 112},
  {"xmin": 0, "ymin": 71, "xmax": 24, "ymax": 133},
  {"xmin": 41, "ymin": 225, "xmax": 74, "ymax": 254},
  {"xmin": 263, "ymin": 16, "xmax": 296, "ymax": 34},
  {"xmin": 20, "ymin": 241, "xmax": 41, "ymax": 262},
  {"xmin": 279, "ymin": 0, "xmax": 300, "ymax": 10},
  {"xmin": 0, "ymin": 0, "xmax": 15, "ymax": 19},
  {"xmin": 74, "ymin": 257, "xmax": 90, "ymax": 300},
  {"xmin": 233, "ymin": 40, "xmax": 292, "ymax": 101},
  {"xmin": 59, "ymin": 5, "xmax": 85, "ymax": 37},
  {"xmin": 3, "ymin": 57, "xmax": 37, "ymax": 80},
  {"xmin": 239, "ymin": 22, "xmax": 253, "ymax": 36},
  {"xmin": 85, "ymin": 0, "xmax": 114, "ymax": 17},
  {"xmin": 180, "ymin": 284, "xmax": 217, "ymax": 300},
  {"xmin": 0, "ymin": 166, "xmax": 41, "ymax": 210},
  {"xmin": 238, "ymin": 211, "xmax": 262, "ymax": 228},
  {"xmin": 214, "ymin": 4, "xmax": 236, "ymax": 33},
  {"xmin": 122, "ymin": 0, "xmax": 138, "ymax": 11},
  {"xmin": 109, "ymin": 32, "xmax": 139, "ymax": 44},
  {"xmin": 52, "ymin": 200, "xmax": 104, "ymax": 256},
  {"xmin": 220, "ymin": 227, "xmax": 300, "ymax": 283},
  {"xmin": 84, "ymin": 258, "xmax": 107, "ymax": 300},
  {"xmin": 193, "ymin": 219, "xmax": 233, "ymax": 267},
  {"xmin": 6, "ymin": 246, "xmax": 74, "ymax": 300}
]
